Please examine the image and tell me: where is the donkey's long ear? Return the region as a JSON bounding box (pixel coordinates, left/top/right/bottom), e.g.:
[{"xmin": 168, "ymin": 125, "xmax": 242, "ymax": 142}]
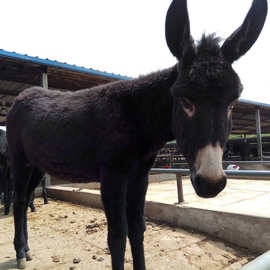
[
  {"xmin": 165, "ymin": 0, "xmax": 191, "ymax": 59},
  {"xmin": 222, "ymin": 0, "xmax": 268, "ymax": 63}
]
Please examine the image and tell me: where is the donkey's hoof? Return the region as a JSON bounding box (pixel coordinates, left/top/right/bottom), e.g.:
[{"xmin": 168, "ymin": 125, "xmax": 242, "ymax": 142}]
[
  {"xmin": 17, "ymin": 258, "xmax": 26, "ymax": 269},
  {"xmin": 26, "ymin": 251, "xmax": 33, "ymax": 261}
]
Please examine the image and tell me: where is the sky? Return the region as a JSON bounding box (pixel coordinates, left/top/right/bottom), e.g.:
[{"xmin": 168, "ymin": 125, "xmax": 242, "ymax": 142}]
[{"xmin": 0, "ymin": 0, "xmax": 269, "ymax": 102}]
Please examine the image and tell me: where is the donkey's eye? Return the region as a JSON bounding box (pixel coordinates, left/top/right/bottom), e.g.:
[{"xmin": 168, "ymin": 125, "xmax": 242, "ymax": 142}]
[
  {"xmin": 181, "ymin": 97, "xmax": 195, "ymax": 117},
  {"xmin": 227, "ymin": 100, "xmax": 237, "ymax": 118},
  {"xmin": 181, "ymin": 98, "xmax": 194, "ymax": 109},
  {"xmin": 228, "ymin": 100, "xmax": 237, "ymax": 110}
]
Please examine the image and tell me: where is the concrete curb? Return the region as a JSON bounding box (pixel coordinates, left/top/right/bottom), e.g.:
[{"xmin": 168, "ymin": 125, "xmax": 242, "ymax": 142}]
[{"xmin": 47, "ymin": 185, "xmax": 270, "ymax": 254}]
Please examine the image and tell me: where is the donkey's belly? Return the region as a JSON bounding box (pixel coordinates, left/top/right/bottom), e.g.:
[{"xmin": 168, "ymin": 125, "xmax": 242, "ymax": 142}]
[
  {"xmin": 28, "ymin": 147, "xmax": 101, "ymax": 183},
  {"xmin": 24, "ymin": 132, "xmax": 102, "ymax": 182},
  {"xmin": 42, "ymin": 161, "xmax": 101, "ymax": 183}
]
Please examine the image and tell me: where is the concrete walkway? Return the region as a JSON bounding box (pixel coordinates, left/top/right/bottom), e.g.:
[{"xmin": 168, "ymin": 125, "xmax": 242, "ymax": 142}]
[
  {"xmin": 47, "ymin": 174, "xmax": 270, "ymax": 254},
  {"xmin": 147, "ymin": 176, "xmax": 270, "ymax": 217}
]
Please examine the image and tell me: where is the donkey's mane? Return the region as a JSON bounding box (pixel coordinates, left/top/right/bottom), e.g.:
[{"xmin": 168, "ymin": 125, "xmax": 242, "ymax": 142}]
[
  {"xmin": 96, "ymin": 65, "xmax": 178, "ymax": 98},
  {"xmin": 196, "ymin": 34, "xmax": 222, "ymax": 58},
  {"xmin": 182, "ymin": 34, "xmax": 230, "ymax": 93}
]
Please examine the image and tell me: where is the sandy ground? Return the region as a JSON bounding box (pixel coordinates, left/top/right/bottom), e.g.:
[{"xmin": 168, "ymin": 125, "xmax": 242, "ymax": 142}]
[{"xmin": 0, "ymin": 198, "xmax": 255, "ymax": 270}]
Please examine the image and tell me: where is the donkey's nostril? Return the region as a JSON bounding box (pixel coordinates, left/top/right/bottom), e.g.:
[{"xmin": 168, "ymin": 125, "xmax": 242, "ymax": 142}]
[{"xmin": 192, "ymin": 174, "xmax": 226, "ymax": 198}]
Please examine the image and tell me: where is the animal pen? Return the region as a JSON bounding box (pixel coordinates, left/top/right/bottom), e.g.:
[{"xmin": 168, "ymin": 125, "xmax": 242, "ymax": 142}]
[
  {"xmin": 1, "ymin": 66, "xmax": 270, "ymax": 269},
  {"xmin": 2, "ymin": 56, "xmax": 270, "ymax": 269},
  {"xmin": 1, "ymin": 1, "xmax": 269, "ymax": 269}
]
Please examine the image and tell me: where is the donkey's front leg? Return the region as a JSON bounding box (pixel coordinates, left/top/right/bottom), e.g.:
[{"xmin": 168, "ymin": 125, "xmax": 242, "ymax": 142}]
[
  {"xmin": 126, "ymin": 158, "xmax": 155, "ymax": 270},
  {"xmin": 101, "ymin": 168, "xmax": 128, "ymax": 270},
  {"xmin": 126, "ymin": 173, "xmax": 148, "ymax": 270}
]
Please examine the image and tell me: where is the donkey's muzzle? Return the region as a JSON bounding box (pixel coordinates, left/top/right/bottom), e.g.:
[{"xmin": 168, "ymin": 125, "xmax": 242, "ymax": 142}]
[{"xmin": 191, "ymin": 173, "xmax": 227, "ymax": 198}]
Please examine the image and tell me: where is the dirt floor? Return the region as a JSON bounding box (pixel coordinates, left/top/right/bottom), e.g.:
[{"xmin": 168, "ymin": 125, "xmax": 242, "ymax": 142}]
[{"xmin": 0, "ymin": 198, "xmax": 256, "ymax": 270}]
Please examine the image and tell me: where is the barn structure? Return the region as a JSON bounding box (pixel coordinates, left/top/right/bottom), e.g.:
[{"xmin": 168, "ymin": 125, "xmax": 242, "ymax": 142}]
[
  {"xmin": 1, "ymin": 48, "xmax": 270, "ymax": 164},
  {"xmin": 0, "ymin": 48, "xmax": 129, "ymax": 125}
]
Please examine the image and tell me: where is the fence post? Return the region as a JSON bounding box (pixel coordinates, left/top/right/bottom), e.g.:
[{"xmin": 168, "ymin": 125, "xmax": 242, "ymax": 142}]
[{"xmin": 176, "ymin": 173, "xmax": 184, "ymax": 203}]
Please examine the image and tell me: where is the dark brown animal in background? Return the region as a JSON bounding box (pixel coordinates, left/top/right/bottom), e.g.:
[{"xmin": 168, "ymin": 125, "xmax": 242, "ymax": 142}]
[{"xmin": 6, "ymin": 0, "xmax": 267, "ymax": 269}]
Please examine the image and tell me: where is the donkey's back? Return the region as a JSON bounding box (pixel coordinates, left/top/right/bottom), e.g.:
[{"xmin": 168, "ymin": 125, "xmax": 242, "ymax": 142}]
[
  {"xmin": 7, "ymin": 69, "xmax": 173, "ymax": 182},
  {"xmin": 8, "ymin": 83, "xmax": 138, "ymax": 180}
]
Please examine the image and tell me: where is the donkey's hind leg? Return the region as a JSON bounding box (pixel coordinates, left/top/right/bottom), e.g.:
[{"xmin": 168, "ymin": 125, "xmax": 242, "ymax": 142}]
[
  {"xmin": 28, "ymin": 192, "xmax": 36, "ymax": 212},
  {"xmin": 12, "ymin": 163, "xmax": 33, "ymax": 269},
  {"xmin": 3, "ymin": 165, "xmax": 12, "ymax": 215},
  {"xmin": 23, "ymin": 168, "xmax": 45, "ymax": 260},
  {"xmin": 41, "ymin": 175, "xmax": 48, "ymax": 204},
  {"xmin": 28, "ymin": 168, "xmax": 46, "ymax": 212}
]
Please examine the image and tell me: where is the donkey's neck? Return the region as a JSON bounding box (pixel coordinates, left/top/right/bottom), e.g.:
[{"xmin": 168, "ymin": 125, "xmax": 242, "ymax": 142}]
[
  {"xmin": 127, "ymin": 66, "xmax": 177, "ymax": 153},
  {"xmin": 91, "ymin": 65, "xmax": 177, "ymax": 157}
]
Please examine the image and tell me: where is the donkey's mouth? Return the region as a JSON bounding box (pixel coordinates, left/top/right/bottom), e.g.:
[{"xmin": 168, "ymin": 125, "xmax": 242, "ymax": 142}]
[{"xmin": 190, "ymin": 169, "xmax": 227, "ymax": 198}]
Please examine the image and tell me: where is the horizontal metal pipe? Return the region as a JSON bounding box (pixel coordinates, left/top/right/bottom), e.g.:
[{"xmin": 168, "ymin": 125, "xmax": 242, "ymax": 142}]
[
  {"xmin": 151, "ymin": 168, "xmax": 190, "ymax": 175},
  {"xmin": 151, "ymin": 168, "xmax": 270, "ymax": 180},
  {"xmin": 239, "ymin": 250, "xmax": 270, "ymax": 270},
  {"xmin": 168, "ymin": 161, "xmax": 270, "ymax": 165},
  {"xmin": 159, "ymin": 161, "xmax": 270, "ymax": 169},
  {"xmin": 223, "ymin": 161, "xmax": 270, "ymax": 164}
]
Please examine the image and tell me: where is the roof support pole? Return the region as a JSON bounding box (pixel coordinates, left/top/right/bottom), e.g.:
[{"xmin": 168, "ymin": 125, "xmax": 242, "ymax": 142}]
[
  {"xmin": 42, "ymin": 72, "xmax": 48, "ymax": 89},
  {"xmin": 256, "ymin": 109, "xmax": 263, "ymax": 160},
  {"xmin": 176, "ymin": 174, "xmax": 184, "ymax": 203},
  {"xmin": 41, "ymin": 72, "xmax": 51, "ymax": 186}
]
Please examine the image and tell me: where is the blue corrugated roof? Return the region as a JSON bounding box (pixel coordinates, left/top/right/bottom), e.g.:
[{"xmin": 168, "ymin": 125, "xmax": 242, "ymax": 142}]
[
  {"xmin": 1, "ymin": 48, "xmax": 269, "ymax": 108},
  {"xmin": 239, "ymin": 99, "xmax": 270, "ymax": 109},
  {"xmin": 0, "ymin": 48, "xmax": 131, "ymax": 81}
]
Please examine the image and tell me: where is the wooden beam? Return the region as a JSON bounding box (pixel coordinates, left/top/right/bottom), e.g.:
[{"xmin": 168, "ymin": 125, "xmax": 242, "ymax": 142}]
[
  {"xmin": 0, "ymin": 71, "xmax": 42, "ymax": 86},
  {"xmin": 0, "ymin": 88, "xmax": 24, "ymax": 96}
]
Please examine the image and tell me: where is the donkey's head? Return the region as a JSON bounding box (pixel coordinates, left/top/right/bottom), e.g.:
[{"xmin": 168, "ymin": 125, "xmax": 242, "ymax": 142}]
[{"xmin": 166, "ymin": 0, "xmax": 267, "ymax": 198}]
